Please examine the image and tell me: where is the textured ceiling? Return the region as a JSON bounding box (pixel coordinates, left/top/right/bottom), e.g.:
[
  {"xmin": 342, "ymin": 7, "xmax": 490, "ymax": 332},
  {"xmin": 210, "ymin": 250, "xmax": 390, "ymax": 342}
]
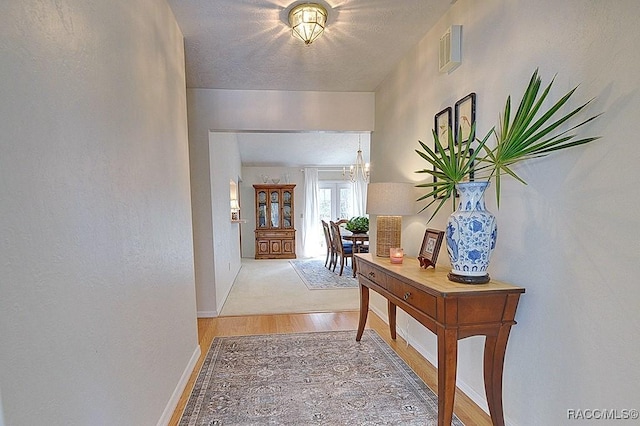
[
  {"xmin": 166, "ymin": 0, "xmax": 452, "ymax": 92},
  {"xmin": 234, "ymin": 132, "xmax": 370, "ymax": 167},
  {"xmin": 166, "ymin": 0, "xmax": 452, "ymax": 165}
]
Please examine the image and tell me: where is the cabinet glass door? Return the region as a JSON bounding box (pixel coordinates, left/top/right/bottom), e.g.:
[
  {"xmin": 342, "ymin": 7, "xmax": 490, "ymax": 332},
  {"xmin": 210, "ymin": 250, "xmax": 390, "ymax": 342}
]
[
  {"xmin": 270, "ymin": 190, "xmax": 280, "ymax": 228},
  {"xmin": 257, "ymin": 190, "xmax": 267, "ymax": 228},
  {"xmin": 283, "ymin": 190, "xmax": 292, "ymax": 228}
]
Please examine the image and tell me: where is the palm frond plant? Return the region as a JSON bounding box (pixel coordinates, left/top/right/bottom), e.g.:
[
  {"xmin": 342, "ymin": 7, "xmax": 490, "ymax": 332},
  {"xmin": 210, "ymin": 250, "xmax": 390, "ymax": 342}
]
[
  {"xmin": 416, "ymin": 69, "xmax": 602, "ymax": 218},
  {"xmin": 485, "ymin": 69, "xmax": 602, "ymax": 206},
  {"xmin": 415, "ymin": 124, "xmax": 492, "ymax": 222}
]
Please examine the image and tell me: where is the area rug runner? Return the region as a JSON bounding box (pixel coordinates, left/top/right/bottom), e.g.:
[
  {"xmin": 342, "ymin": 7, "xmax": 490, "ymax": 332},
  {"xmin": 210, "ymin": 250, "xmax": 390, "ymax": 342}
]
[
  {"xmin": 289, "ymin": 258, "xmax": 358, "ymax": 289},
  {"xmin": 179, "ymin": 330, "xmax": 464, "ymax": 425}
]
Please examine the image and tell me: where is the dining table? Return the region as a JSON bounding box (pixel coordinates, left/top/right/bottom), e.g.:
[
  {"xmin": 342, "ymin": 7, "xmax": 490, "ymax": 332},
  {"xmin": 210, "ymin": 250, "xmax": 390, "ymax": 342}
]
[{"xmin": 341, "ymin": 232, "xmax": 369, "ymax": 253}]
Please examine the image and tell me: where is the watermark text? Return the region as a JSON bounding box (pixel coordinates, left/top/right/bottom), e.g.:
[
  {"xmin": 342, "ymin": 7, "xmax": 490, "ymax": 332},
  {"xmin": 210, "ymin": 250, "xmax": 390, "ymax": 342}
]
[{"xmin": 567, "ymin": 409, "xmax": 639, "ymax": 421}]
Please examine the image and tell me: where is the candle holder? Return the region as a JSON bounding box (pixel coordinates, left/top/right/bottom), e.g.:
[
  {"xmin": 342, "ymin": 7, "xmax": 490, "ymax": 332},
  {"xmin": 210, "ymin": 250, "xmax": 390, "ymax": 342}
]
[{"xmin": 390, "ymin": 247, "xmax": 404, "ymax": 264}]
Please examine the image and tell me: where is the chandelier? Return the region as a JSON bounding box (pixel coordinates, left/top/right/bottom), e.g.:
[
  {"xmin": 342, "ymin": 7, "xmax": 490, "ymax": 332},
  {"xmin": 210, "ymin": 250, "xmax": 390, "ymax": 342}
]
[
  {"xmin": 343, "ymin": 136, "xmax": 370, "ymax": 183},
  {"xmin": 288, "ymin": 3, "xmax": 328, "ymax": 45}
]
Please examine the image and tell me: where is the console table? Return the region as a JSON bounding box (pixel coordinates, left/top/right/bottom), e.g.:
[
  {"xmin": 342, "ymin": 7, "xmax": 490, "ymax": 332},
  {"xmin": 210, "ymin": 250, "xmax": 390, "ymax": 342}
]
[{"xmin": 354, "ymin": 253, "xmax": 524, "ymax": 426}]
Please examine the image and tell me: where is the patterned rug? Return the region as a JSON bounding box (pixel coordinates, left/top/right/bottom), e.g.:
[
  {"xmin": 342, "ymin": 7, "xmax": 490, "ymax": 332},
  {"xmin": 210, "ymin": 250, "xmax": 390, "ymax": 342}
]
[
  {"xmin": 179, "ymin": 330, "xmax": 464, "ymax": 425},
  {"xmin": 289, "ymin": 258, "xmax": 358, "ymax": 290}
]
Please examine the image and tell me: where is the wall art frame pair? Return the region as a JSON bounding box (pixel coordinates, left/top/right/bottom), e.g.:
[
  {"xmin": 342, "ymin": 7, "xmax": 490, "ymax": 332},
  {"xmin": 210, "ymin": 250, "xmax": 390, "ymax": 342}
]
[
  {"xmin": 432, "ymin": 93, "xmax": 477, "ymax": 199},
  {"xmin": 433, "ymin": 92, "xmax": 477, "ymax": 146}
]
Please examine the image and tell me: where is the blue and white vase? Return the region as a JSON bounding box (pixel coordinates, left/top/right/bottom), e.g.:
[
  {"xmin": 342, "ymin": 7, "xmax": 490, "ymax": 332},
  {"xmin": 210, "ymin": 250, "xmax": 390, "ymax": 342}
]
[{"xmin": 445, "ymin": 181, "xmax": 497, "ymax": 284}]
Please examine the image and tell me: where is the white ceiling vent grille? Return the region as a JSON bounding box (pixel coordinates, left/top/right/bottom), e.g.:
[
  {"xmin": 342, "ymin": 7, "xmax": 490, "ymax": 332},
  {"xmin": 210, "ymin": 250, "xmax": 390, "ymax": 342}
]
[{"xmin": 439, "ymin": 25, "xmax": 462, "ymax": 73}]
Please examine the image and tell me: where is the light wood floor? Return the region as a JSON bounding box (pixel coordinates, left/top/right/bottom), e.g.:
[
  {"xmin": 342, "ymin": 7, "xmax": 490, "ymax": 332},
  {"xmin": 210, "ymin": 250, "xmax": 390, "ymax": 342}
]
[{"xmin": 168, "ymin": 310, "xmax": 492, "ymax": 426}]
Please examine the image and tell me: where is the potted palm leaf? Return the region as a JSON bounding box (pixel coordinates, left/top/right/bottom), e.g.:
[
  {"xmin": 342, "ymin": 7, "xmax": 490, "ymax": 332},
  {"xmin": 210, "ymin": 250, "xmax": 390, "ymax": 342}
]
[{"xmin": 415, "ymin": 69, "xmax": 601, "ymax": 283}]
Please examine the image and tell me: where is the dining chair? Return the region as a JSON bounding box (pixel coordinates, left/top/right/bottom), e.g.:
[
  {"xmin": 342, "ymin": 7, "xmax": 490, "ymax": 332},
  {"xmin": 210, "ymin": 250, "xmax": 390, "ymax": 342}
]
[
  {"xmin": 331, "ymin": 220, "xmax": 349, "ymax": 270},
  {"xmin": 360, "ymin": 241, "xmax": 370, "ymax": 253},
  {"xmin": 330, "ymin": 221, "xmax": 355, "ymax": 277},
  {"xmin": 321, "ymin": 220, "xmax": 334, "ymax": 269}
]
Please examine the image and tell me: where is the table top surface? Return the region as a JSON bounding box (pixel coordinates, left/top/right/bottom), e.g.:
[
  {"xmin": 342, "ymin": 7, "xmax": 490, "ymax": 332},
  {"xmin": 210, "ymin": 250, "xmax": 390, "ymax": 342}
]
[
  {"xmin": 342, "ymin": 233, "xmax": 369, "ymax": 239},
  {"xmin": 355, "ymin": 253, "xmax": 525, "ymax": 296}
]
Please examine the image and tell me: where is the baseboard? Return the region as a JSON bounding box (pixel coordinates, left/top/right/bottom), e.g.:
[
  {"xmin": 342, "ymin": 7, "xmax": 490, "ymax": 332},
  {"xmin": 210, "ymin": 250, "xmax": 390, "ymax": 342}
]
[
  {"xmin": 198, "ymin": 266, "xmax": 241, "ymax": 318},
  {"xmin": 0, "ymin": 389, "xmax": 5, "ymax": 426},
  {"xmin": 215, "ymin": 279, "xmax": 233, "ymax": 316},
  {"xmin": 215, "ymin": 264, "xmax": 241, "ymax": 315},
  {"xmin": 197, "ymin": 310, "xmax": 218, "ymax": 318},
  {"xmin": 369, "ymin": 303, "xmax": 387, "ymax": 323},
  {"xmin": 370, "ymin": 303, "xmax": 507, "ymax": 422},
  {"xmin": 404, "ymin": 332, "xmax": 491, "ymax": 410},
  {"xmin": 156, "ymin": 344, "xmax": 201, "ymax": 426}
]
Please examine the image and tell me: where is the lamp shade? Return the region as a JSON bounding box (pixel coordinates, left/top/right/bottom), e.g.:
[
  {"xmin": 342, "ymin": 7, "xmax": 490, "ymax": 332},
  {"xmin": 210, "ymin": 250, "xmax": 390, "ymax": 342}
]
[{"xmin": 366, "ymin": 182, "xmax": 415, "ymax": 216}]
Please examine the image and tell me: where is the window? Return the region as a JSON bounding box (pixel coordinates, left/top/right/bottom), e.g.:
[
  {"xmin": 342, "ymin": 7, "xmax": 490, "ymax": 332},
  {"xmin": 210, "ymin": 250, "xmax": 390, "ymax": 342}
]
[{"xmin": 319, "ymin": 181, "xmax": 353, "ymax": 223}]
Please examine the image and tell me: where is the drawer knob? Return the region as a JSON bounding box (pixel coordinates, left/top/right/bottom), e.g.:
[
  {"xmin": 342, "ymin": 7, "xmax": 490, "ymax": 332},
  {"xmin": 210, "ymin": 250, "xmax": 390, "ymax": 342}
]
[
  {"xmin": 403, "ymin": 292, "xmax": 411, "ymax": 301},
  {"xmin": 368, "ymin": 271, "xmax": 375, "ymax": 278}
]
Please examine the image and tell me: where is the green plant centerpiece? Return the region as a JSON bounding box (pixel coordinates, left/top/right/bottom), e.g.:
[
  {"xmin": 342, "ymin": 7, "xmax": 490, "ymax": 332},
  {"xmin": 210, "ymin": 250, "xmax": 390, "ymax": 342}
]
[
  {"xmin": 345, "ymin": 216, "xmax": 369, "ymax": 234},
  {"xmin": 415, "ymin": 69, "xmax": 601, "ymax": 283}
]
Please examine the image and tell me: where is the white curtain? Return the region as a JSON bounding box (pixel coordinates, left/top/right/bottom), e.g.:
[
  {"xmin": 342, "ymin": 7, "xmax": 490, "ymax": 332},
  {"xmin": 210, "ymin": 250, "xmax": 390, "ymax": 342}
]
[
  {"xmin": 301, "ymin": 168, "xmax": 322, "ymax": 258},
  {"xmin": 351, "ymin": 179, "xmax": 368, "ymax": 217}
]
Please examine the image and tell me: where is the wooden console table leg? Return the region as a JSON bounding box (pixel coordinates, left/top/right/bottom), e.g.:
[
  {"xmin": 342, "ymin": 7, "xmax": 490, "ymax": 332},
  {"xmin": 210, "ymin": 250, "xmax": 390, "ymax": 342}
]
[
  {"xmin": 483, "ymin": 326, "xmax": 513, "ymax": 426},
  {"xmin": 437, "ymin": 327, "xmax": 458, "ymax": 426},
  {"xmin": 355, "ymin": 284, "xmax": 369, "ymax": 341},
  {"xmin": 387, "ymin": 301, "xmax": 397, "ymax": 340}
]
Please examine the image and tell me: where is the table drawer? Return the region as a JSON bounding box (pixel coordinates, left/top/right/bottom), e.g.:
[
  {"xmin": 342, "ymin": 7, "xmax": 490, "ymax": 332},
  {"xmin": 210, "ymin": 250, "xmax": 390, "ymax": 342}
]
[
  {"xmin": 357, "ymin": 260, "xmax": 387, "ymax": 289},
  {"xmin": 388, "ymin": 278, "xmax": 437, "ymax": 319}
]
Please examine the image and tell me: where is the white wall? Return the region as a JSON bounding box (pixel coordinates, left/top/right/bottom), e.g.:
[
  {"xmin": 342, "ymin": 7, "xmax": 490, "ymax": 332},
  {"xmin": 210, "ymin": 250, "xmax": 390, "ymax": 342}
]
[
  {"xmin": 186, "ymin": 94, "xmax": 216, "ymax": 317},
  {"xmin": 187, "ymin": 89, "xmax": 375, "ymax": 314},
  {"xmin": 208, "ymin": 132, "xmax": 243, "ymax": 316},
  {"xmin": 191, "ymin": 89, "xmax": 375, "ymax": 132},
  {"xmin": 373, "ymin": 0, "xmax": 640, "ymax": 424},
  {"xmin": 0, "ymin": 1, "xmax": 199, "ymax": 425}
]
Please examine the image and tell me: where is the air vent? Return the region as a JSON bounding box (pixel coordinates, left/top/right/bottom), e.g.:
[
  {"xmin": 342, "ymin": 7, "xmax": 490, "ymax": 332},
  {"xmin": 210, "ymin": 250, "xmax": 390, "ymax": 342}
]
[{"xmin": 439, "ymin": 25, "xmax": 461, "ymax": 73}]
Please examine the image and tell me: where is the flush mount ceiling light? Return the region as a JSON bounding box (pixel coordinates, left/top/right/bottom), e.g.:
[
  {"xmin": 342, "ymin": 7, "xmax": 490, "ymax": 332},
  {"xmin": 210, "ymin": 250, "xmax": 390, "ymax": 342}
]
[{"xmin": 288, "ymin": 3, "xmax": 328, "ymax": 45}]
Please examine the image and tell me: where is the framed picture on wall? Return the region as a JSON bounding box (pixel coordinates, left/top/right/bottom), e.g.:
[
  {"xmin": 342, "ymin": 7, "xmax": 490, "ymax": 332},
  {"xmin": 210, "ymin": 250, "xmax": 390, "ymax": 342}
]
[
  {"xmin": 433, "ymin": 107, "xmax": 453, "ymax": 199},
  {"xmin": 454, "ymin": 92, "xmax": 476, "ymax": 144},
  {"xmin": 431, "ymin": 146, "xmax": 451, "ymax": 200},
  {"xmin": 434, "ymin": 106, "xmax": 453, "ymax": 143}
]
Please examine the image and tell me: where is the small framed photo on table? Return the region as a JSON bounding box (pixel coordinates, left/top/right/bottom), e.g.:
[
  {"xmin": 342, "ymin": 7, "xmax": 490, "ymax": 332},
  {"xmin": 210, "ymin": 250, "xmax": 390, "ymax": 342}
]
[
  {"xmin": 418, "ymin": 228, "xmax": 445, "ymax": 269},
  {"xmin": 454, "ymin": 92, "xmax": 476, "ymax": 144}
]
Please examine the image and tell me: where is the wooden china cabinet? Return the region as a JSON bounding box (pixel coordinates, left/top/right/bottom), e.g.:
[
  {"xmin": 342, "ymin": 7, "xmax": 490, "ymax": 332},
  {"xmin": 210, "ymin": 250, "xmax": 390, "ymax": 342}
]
[{"xmin": 253, "ymin": 184, "xmax": 296, "ymax": 259}]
